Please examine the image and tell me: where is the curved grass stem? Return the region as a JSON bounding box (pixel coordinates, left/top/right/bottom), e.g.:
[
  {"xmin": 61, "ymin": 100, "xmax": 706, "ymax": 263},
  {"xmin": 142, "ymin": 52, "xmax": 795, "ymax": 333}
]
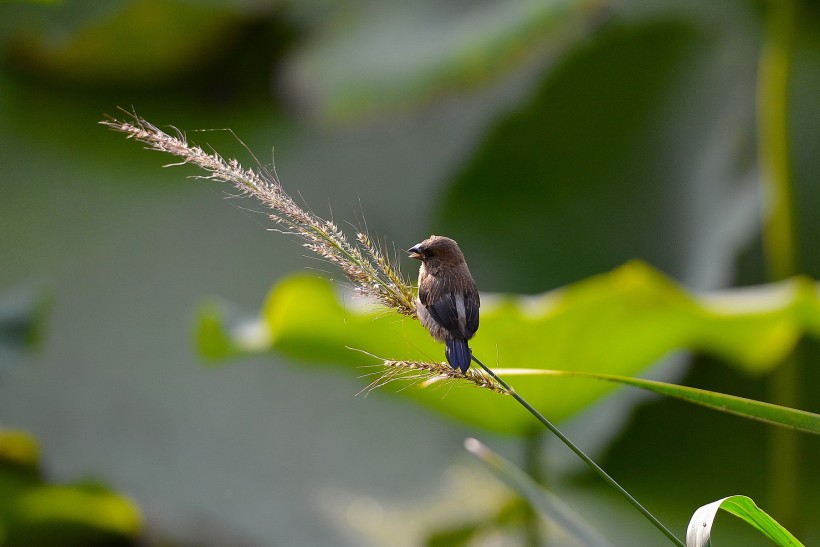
[{"xmin": 471, "ymin": 354, "xmax": 685, "ymax": 546}]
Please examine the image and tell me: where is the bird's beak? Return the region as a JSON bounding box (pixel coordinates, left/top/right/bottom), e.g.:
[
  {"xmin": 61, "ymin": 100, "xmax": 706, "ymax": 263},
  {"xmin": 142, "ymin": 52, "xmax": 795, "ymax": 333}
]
[{"xmin": 407, "ymin": 244, "xmax": 423, "ymax": 260}]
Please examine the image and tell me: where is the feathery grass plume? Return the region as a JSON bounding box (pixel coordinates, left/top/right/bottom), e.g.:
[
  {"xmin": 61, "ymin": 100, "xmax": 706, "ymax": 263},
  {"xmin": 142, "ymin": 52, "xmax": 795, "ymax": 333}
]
[
  {"xmin": 102, "ymin": 111, "xmax": 510, "ymax": 397},
  {"xmin": 359, "ymin": 359, "xmax": 509, "ymax": 396},
  {"xmin": 101, "ymin": 110, "xmax": 416, "ymax": 316}
]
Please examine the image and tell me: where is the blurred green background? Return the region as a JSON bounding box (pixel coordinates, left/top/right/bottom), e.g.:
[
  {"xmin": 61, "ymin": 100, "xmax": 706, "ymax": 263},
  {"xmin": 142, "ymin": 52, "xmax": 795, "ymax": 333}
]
[{"xmin": 2, "ymin": 0, "xmax": 820, "ymax": 545}]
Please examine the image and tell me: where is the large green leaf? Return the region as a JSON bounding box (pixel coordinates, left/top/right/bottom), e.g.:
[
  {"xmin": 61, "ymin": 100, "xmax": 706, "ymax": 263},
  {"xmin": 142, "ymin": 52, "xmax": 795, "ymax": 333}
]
[
  {"xmin": 686, "ymin": 496, "xmax": 803, "ymax": 547},
  {"xmin": 195, "ymin": 261, "xmax": 820, "ymax": 435}
]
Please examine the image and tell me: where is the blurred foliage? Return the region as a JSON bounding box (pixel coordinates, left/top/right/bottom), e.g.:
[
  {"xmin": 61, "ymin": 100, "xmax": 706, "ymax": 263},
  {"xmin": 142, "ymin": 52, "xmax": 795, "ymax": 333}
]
[
  {"xmin": 1, "ymin": 0, "xmax": 253, "ymax": 86},
  {"xmin": 0, "ymin": 429, "xmax": 142, "ymax": 546},
  {"xmin": 196, "ymin": 263, "xmax": 820, "ymax": 434},
  {"xmin": 465, "ymin": 438, "xmax": 609, "ymax": 545},
  {"xmin": 0, "ymin": 430, "xmax": 39, "ymax": 473},
  {"xmin": 425, "ymin": 496, "xmax": 554, "ymax": 547},
  {"xmin": 438, "ymin": 18, "xmax": 715, "ymax": 291},
  {"xmin": 0, "ymin": 285, "xmax": 51, "ymax": 358},
  {"xmin": 283, "ymin": 0, "xmax": 611, "ymax": 122}
]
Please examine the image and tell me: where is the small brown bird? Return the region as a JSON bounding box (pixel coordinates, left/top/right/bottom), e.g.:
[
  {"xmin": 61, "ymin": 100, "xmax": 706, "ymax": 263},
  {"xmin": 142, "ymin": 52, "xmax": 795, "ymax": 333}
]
[{"xmin": 408, "ymin": 235, "xmax": 480, "ymax": 372}]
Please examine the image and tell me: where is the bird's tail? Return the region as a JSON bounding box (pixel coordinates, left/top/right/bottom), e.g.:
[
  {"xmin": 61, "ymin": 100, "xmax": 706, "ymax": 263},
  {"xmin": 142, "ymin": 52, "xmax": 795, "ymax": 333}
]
[{"xmin": 445, "ymin": 338, "xmax": 472, "ymax": 373}]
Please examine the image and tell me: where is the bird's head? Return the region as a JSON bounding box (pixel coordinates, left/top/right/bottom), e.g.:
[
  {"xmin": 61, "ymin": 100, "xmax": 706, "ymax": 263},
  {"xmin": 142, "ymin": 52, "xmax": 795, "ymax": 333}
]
[{"xmin": 407, "ymin": 235, "xmax": 466, "ymax": 269}]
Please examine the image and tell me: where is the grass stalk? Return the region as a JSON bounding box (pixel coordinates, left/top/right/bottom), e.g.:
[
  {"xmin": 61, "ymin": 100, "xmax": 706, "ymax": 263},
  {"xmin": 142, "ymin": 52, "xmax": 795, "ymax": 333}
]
[
  {"xmin": 471, "ymin": 354, "xmax": 685, "ymax": 546},
  {"xmin": 756, "ymin": 0, "xmax": 801, "ymax": 530}
]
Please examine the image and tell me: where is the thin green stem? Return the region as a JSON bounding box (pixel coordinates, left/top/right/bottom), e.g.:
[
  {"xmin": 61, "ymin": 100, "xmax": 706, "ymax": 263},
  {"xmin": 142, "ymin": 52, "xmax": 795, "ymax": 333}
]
[
  {"xmin": 757, "ymin": 0, "xmax": 800, "ymax": 530},
  {"xmin": 758, "ymin": 1, "xmax": 798, "ymax": 280},
  {"xmin": 472, "ymin": 354, "xmax": 685, "ymax": 546}
]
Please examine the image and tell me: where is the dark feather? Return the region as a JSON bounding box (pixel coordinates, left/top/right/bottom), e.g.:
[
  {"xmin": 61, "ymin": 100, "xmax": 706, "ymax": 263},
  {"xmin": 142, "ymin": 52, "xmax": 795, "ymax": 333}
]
[
  {"xmin": 465, "ymin": 291, "xmax": 480, "ymax": 335},
  {"xmin": 427, "ymin": 293, "xmax": 461, "ymax": 336},
  {"xmin": 445, "ymin": 338, "xmax": 472, "ymax": 373}
]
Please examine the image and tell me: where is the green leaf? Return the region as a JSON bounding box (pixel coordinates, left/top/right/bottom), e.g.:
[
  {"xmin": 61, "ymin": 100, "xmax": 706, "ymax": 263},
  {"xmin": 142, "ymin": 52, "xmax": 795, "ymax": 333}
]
[
  {"xmin": 686, "ymin": 496, "xmax": 803, "ymax": 547},
  {"xmin": 195, "ymin": 263, "xmax": 820, "ymax": 434},
  {"xmin": 0, "ymin": 479, "xmax": 142, "ymax": 545},
  {"xmin": 494, "ymin": 369, "xmax": 820, "ymax": 435},
  {"xmin": 285, "ymin": 0, "xmax": 611, "ymax": 122},
  {"xmin": 0, "ymin": 430, "xmax": 39, "ymax": 473},
  {"xmin": 425, "ymin": 522, "xmax": 482, "ymax": 547},
  {"xmin": 0, "ymin": 430, "xmax": 142, "ymax": 545},
  {"xmin": 195, "ymin": 300, "xmax": 244, "ymax": 363},
  {"xmin": 465, "ymin": 437, "xmax": 610, "ymax": 546}
]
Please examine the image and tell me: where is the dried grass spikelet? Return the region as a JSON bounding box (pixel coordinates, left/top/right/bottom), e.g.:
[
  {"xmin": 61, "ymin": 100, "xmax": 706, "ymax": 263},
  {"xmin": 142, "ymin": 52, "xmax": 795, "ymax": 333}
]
[
  {"xmin": 101, "ymin": 109, "xmax": 416, "ymax": 317},
  {"xmin": 359, "ymin": 359, "xmax": 509, "ymax": 396}
]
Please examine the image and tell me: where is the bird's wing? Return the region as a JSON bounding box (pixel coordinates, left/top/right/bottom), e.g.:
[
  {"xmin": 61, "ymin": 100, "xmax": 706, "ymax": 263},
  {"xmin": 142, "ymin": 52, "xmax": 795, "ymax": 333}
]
[
  {"xmin": 419, "ymin": 281, "xmax": 458, "ymax": 332},
  {"xmin": 425, "ymin": 292, "xmax": 461, "ymax": 335},
  {"xmin": 465, "ymin": 289, "xmax": 479, "ymax": 336}
]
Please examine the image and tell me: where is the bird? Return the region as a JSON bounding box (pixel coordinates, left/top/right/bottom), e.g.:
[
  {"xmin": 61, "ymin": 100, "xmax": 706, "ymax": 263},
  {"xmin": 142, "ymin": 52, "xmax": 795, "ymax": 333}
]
[{"xmin": 407, "ymin": 235, "xmax": 480, "ymax": 373}]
